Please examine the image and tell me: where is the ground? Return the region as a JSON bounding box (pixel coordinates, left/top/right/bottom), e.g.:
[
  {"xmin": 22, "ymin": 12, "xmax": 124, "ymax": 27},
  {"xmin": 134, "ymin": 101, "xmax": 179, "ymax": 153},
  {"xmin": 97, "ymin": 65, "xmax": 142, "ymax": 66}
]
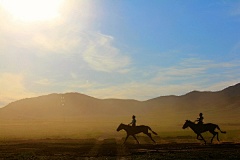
[{"xmin": 0, "ymin": 137, "xmax": 239, "ymax": 160}]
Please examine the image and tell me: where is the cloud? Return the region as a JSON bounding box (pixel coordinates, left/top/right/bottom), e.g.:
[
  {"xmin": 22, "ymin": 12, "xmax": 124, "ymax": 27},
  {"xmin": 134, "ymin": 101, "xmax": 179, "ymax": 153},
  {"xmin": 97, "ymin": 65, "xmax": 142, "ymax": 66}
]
[
  {"xmin": 202, "ymin": 79, "xmax": 240, "ymax": 91},
  {"xmin": 231, "ymin": 41, "xmax": 240, "ymax": 53},
  {"xmin": 83, "ymin": 32, "xmax": 131, "ymax": 72},
  {"xmin": 84, "ymin": 81, "xmax": 202, "ymax": 101},
  {"xmin": 118, "ymin": 68, "xmax": 132, "ymax": 74},
  {"xmin": 151, "ymin": 68, "xmax": 204, "ymax": 85},
  {"xmin": 39, "ymin": 78, "xmax": 96, "ymax": 92},
  {"xmin": 157, "ymin": 49, "xmax": 180, "ymax": 57},
  {"xmin": 32, "ymin": 32, "xmax": 80, "ymax": 55},
  {"xmin": 165, "ymin": 67, "xmax": 205, "ymax": 76},
  {"xmin": 70, "ymin": 72, "xmax": 78, "ymax": 79},
  {"xmin": 0, "ymin": 1, "xmax": 131, "ymax": 73},
  {"xmin": 0, "ymin": 73, "xmax": 35, "ymax": 107},
  {"xmin": 24, "ymin": 29, "xmax": 131, "ymax": 73},
  {"xmin": 35, "ymin": 78, "xmax": 53, "ymax": 85},
  {"xmin": 180, "ymin": 58, "xmax": 212, "ymax": 66},
  {"xmin": 69, "ymin": 80, "xmax": 93, "ymax": 89},
  {"xmin": 1, "ymin": 1, "xmax": 239, "ymax": 104},
  {"xmin": 229, "ymin": 1, "xmax": 240, "ymax": 16},
  {"xmin": 151, "ymin": 57, "xmax": 240, "ymax": 85}
]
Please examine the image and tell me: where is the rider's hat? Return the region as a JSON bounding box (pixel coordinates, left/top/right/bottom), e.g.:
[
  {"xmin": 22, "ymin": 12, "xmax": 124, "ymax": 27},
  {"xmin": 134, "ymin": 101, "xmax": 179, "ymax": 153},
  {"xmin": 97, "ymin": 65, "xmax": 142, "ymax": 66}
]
[
  {"xmin": 132, "ymin": 115, "xmax": 136, "ymax": 118},
  {"xmin": 199, "ymin": 113, "xmax": 203, "ymax": 116}
]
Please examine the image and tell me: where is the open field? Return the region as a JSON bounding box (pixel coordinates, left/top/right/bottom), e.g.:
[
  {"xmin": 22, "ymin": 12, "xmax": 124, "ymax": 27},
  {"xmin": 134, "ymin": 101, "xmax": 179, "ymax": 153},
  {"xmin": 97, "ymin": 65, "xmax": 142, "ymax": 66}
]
[
  {"xmin": 0, "ymin": 116, "xmax": 239, "ymax": 159},
  {"xmin": 0, "ymin": 119, "xmax": 239, "ymax": 140},
  {"xmin": 0, "ymin": 120, "xmax": 239, "ymax": 159},
  {"xmin": 0, "ymin": 134, "xmax": 239, "ymax": 160}
]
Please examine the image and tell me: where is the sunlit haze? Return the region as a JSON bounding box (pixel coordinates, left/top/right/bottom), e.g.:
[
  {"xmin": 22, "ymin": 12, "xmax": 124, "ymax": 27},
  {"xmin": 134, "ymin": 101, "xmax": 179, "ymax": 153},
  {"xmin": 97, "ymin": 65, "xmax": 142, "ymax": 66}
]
[
  {"xmin": 0, "ymin": 0, "xmax": 240, "ymax": 107},
  {"xmin": 0, "ymin": 0, "xmax": 63, "ymax": 21}
]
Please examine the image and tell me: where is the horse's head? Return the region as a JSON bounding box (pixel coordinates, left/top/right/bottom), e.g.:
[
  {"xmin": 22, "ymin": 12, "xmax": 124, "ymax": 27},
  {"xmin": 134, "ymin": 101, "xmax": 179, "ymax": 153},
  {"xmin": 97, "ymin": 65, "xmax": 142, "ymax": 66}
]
[
  {"xmin": 117, "ymin": 123, "xmax": 124, "ymax": 132},
  {"xmin": 182, "ymin": 120, "xmax": 190, "ymax": 129}
]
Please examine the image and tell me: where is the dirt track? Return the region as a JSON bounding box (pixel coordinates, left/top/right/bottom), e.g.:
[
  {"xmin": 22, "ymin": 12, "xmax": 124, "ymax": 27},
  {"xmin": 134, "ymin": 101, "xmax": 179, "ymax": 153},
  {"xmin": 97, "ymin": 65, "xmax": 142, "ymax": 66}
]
[{"xmin": 0, "ymin": 138, "xmax": 239, "ymax": 159}]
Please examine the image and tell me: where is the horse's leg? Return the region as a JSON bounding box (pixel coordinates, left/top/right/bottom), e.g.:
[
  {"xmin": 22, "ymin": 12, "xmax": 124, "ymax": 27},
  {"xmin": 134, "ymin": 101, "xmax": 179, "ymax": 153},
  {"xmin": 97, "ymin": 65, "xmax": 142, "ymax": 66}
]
[
  {"xmin": 209, "ymin": 130, "xmax": 218, "ymax": 143},
  {"xmin": 216, "ymin": 132, "xmax": 219, "ymax": 142},
  {"xmin": 197, "ymin": 134, "xmax": 203, "ymax": 140},
  {"xmin": 199, "ymin": 134, "xmax": 206, "ymax": 144},
  {"xmin": 146, "ymin": 133, "xmax": 156, "ymax": 143},
  {"xmin": 143, "ymin": 129, "xmax": 156, "ymax": 143},
  {"xmin": 132, "ymin": 135, "xmax": 140, "ymax": 144},
  {"xmin": 122, "ymin": 134, "xmax": 129, "ymax": 145}
]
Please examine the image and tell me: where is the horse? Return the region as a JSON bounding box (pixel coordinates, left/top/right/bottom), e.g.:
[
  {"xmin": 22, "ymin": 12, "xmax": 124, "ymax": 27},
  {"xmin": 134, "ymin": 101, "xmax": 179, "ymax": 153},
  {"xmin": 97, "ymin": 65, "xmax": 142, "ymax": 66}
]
[
  {"xmin": 182, "ymin": 120, "xmax": 226, "ymax": 144},
  {"xmin": 116, "ymin": 123, "xmax": 158, "ymax": 144}
]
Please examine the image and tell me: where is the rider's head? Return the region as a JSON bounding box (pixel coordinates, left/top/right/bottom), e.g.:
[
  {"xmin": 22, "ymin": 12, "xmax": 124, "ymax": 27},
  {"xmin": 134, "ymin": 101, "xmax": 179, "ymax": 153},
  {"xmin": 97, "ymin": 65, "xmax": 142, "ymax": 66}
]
[
  {"xmin": 199, "ymin": 113, "xmax": 203, "ymax": 116},
  {"xmin": 132, "ymin": 115, "xmax": 136, "ymax": 119}
]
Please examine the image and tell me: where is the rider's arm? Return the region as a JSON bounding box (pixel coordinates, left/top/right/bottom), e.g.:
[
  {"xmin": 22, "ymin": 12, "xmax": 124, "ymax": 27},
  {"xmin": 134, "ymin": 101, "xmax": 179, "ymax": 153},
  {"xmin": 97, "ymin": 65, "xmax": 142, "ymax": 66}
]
[{"xmin": 194, "ymin": 118, "xmax": 199, "ymax": 122}]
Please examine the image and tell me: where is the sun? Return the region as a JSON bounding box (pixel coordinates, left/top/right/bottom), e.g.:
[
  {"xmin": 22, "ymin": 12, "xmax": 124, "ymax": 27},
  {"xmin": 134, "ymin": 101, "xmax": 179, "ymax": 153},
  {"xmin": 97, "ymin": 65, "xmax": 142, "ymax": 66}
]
[{"xmin": 0, "ymin": 0, "xmax": 64, "ymax": 21}]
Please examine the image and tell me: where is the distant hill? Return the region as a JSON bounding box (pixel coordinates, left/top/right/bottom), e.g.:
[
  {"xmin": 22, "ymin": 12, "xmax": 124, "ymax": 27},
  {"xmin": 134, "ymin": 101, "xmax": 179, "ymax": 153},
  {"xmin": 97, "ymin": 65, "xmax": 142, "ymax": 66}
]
[
  {"xmin": 0, "ymin": 83, "xmax": 239, "ymax": 132},
  {"xmin": 0, "ymin": 92, "xmax": 143, "ymax": 119},
  {"xmin": 145, "ymin": 83, "xmax": 240, "ymax": 111}
]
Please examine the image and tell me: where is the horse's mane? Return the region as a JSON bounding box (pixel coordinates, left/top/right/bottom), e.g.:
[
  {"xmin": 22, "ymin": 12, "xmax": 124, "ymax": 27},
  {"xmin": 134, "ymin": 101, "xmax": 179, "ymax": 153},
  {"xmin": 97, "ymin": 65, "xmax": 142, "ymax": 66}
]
[
  {"xmin": 120, "ymin": 123, "xmax": 130, "ymax": 127},
  {"xmin": 186, "ymin": 120, "xmax": 195, "ymax": 124}
]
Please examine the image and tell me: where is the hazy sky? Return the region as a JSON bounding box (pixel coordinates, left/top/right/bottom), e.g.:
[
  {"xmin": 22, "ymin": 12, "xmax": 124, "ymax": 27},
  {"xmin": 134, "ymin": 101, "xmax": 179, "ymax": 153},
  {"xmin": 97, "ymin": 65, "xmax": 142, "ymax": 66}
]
[{"xmin": 0, "ymin": 0, "xmax": 240, "ymax": 107}]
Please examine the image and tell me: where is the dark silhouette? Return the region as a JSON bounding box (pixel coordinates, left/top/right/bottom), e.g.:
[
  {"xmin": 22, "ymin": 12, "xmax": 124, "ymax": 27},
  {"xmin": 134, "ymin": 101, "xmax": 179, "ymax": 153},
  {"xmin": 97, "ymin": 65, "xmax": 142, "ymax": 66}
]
[
  {"xmin": 117, "ymin": 123, "xmax": 157, "ymax": 144},
  {"xmin": 129, "ymin": 115, "xmax": 136, "ymax": 127},
  {"xmin": 182, "ymin": 120, "xmax": 226, "ymax": 144},
  {"xmin": 195, "ymin": 113, "xmax": 204, "ymax": 125}
]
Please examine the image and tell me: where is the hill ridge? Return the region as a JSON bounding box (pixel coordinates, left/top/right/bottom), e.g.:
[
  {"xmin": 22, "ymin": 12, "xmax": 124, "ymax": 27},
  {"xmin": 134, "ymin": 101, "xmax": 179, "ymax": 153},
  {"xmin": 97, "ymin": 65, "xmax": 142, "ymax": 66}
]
[{"xmin": 0, "ymin": 83, "xmax": 239, "ymax": 121}]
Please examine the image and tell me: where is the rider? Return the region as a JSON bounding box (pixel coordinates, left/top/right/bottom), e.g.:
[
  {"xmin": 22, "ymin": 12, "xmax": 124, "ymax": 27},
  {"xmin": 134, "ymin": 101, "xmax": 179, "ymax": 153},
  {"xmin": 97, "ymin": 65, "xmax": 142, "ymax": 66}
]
[
  {"xmin": 129, "ymin": 115, "xmax": 136, "ymax": 127},
  {"xmin": 195, "ymin": 113, "xmax": 204, "ymax": 125}
]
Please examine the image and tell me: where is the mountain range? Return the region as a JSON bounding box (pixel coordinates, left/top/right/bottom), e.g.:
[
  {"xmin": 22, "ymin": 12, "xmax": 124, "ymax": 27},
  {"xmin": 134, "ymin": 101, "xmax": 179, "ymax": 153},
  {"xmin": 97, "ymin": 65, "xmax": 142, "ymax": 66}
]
[
  {"xmin": 0, "ymin": 83, "xmax": 239, "ymax": 139},
  {"xmin": 0, "ymin": 83, "xmax": 239, "ymax": 125}
]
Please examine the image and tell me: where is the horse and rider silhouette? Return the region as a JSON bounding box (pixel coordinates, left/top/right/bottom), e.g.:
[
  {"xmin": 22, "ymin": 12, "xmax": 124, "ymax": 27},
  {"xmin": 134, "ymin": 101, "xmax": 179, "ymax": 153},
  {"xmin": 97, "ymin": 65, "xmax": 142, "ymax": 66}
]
[
  {"xmin": 117, "ymin": 114, "xmax": 226, "ymax": 145},
  {"xmin": 182, "ymin": 113, "xmax": 226, "ymax": 144},
  {"xmin": 117, "ymin": 115, "xmax": 158, "ymax": 144}
]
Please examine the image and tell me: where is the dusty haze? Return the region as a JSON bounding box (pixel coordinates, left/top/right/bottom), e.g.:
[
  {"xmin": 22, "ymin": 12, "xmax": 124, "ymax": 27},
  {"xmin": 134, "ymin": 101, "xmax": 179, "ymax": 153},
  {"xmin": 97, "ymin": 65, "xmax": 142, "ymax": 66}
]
[{"xmin": 0, "ymin": 83, "xmax": 239, "ymax": 141}]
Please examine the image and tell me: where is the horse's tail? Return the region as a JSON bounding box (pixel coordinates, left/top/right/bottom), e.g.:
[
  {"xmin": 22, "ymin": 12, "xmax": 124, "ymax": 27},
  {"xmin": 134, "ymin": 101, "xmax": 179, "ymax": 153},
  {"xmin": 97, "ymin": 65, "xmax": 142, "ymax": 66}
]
[
  {"xmin": 148, "ymin": 126, "xmax": 158, "ymax": 135},
  {"xmin": 216, "ymin": 125, "xmax": 226, "ymax": 134}
]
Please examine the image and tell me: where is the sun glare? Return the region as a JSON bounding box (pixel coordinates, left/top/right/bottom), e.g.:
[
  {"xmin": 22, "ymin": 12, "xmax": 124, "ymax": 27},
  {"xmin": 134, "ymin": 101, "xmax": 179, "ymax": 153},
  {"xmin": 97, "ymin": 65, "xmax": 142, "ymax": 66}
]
[{"xmin": 0, "ymin": 0, "xmax": 63, "ymax": 21}]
